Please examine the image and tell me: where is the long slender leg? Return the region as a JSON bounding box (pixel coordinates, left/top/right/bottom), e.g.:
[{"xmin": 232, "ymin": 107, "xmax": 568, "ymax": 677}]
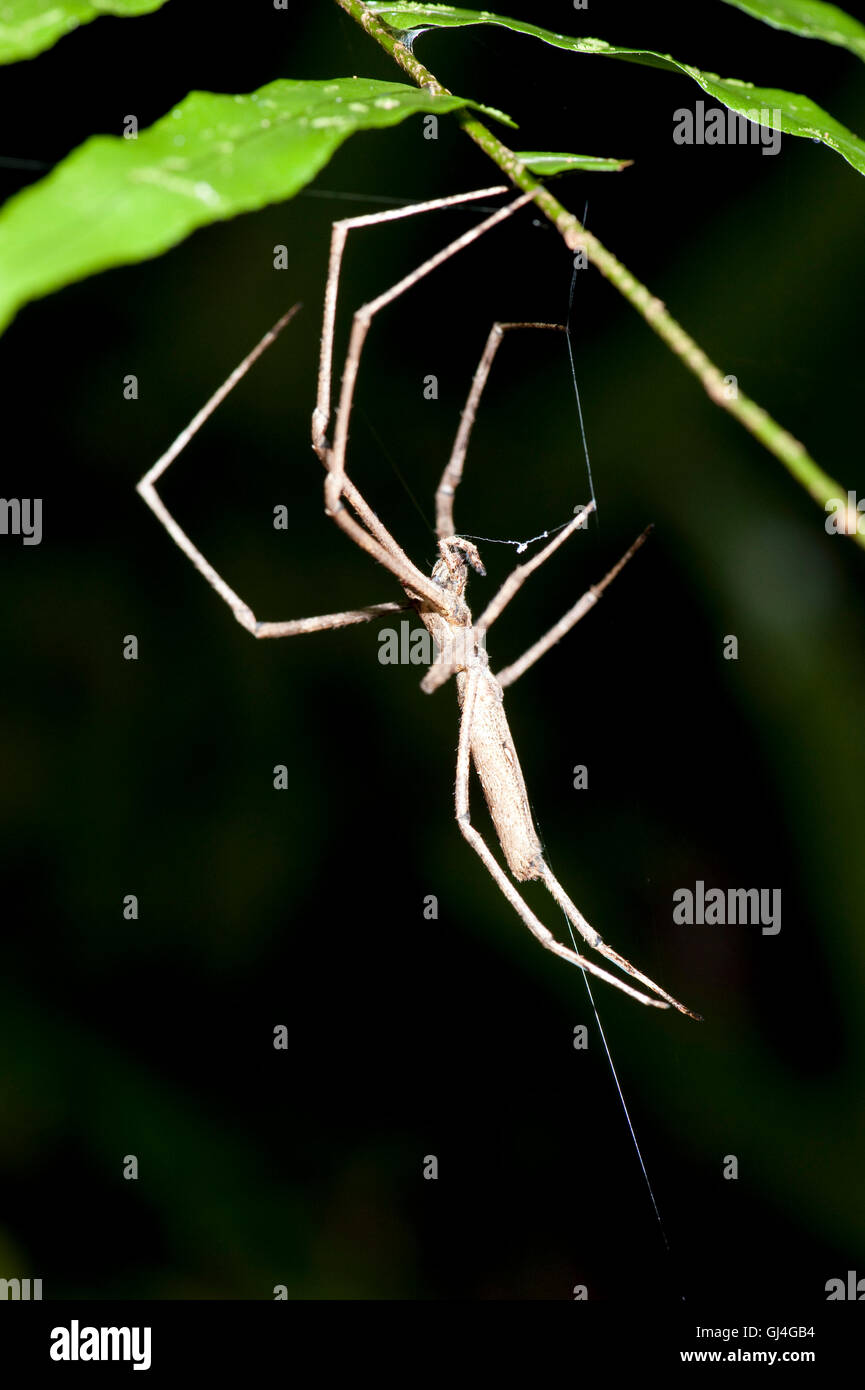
[
  {"xmin": 419, "ymin": 499, "xmax": 599, "ymax": 694},
  {"xmin": 254, "ymin": 602, "xmax": 411, "ymax": 639},
  {"xmin": 310, "ymin": 186, "xmax": 511, "ymax": 611},
  {"xmin": 436, "ymin": 320, "xmax": 566, "ymax": 539},
  {"xmin": 137, "ymin": 307, "xmax": 413, "ymax": 637},
  {"xmin": 474, "ymin": 501, "xmax": 595, "ymax": 632},
  {"xmin": 142, "ymin": 450, "xmax": 410, "ymax": 636},
  {"xmin": 454, "ymin": 668, "xmax": 668, "ymax": 1009},
  {"xmin": 321, "ymin": 192, "xmax": 537, "ymax": 608},
  {"xmin": 539, "ymin": 863, "xmax": 701, "ymax": 1020},
  {"xmin": 495, "ymin": 527, "xmax": 652, "ymax": 689},
  {"xmin": 312, "ymin": 186, "xmax": 508, "ymax": 459},
  {"xmin": 421, "ymin": 510, "xmax": 641, "ymax": 691}
]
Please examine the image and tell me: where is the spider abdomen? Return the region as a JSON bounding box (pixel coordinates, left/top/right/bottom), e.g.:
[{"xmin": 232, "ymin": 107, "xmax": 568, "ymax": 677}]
[{"xmin": 461, "ymin": 668, "xmax": 544, "ymax": 883}]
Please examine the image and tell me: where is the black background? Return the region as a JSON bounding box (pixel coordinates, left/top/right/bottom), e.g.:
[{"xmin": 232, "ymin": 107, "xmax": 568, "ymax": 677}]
[{"xmin": 1, "ymin": 0, "xmax": 864, "ymax": 1303}]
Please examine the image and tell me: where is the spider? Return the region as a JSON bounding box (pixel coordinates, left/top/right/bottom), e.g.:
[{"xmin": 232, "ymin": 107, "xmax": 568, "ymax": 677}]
[{"xmin": 137, "ymin": 184, "xmax": 699, "ymax": 1020}]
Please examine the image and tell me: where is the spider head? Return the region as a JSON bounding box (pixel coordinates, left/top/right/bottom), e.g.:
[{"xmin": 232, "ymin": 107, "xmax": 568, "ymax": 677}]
[{"xmin": 433, "ymin": 537, "xmax": 486, "ymax": 599}]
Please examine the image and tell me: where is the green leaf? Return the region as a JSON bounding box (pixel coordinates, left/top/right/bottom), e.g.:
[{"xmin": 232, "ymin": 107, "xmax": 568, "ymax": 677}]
[
  {"xmin": 0, "ymin": 77, "xmax": 509, "ymax": 334},
  {"xmin": 719, "ymin": 0, "xmax": 865, "ymax": 63},
  {"xmin": 369, "ymin": 4, "xmax": 865, "ymax": 177},
  {"xmin": 0, "ymin": 0, "xmax": 168, "ymax": 65},
  {"xmin": 517, "ymin": 151, "xmax": 632, "ymax": 174}
]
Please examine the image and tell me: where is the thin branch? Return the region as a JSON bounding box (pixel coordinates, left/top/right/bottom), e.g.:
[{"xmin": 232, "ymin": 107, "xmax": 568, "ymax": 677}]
[{"xmin": 334, "ymin": 0, "xmax": 861, "ymax": 550}]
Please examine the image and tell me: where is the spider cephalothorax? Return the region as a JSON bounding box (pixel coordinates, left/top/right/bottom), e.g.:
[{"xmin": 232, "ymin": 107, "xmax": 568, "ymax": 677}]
[
  {"xmin": 434, "ymin": 536, "xmax": 486, "ymax": 597},
  {"xmin": 417, "ymin": 537, "xmax": 486, "ymax": 688}
]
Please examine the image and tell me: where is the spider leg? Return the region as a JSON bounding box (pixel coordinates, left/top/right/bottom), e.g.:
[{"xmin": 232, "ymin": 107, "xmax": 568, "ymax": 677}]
[
  {"xmin": 137, "ymin": 307, "xmax": 414, "ymax": 638},
  {"xmin": 421, "ymin": 506, "xmax": 642, "ymax": 694},
  {"xmin": 319, "ymin": 191, "xmax": 537, "ymax": 610},
  {"xmin": 538, "ymin": 862, "xmax": 701, "ymax": 1020},
  {"xmin": 474, "ymin": 501, "xmax": 596, "ymax": 633},
  {"xmin": 453, "ymin": 668, "xmax": 669, "ymax": 1010},
  {"xmin": 252, "ymin": 601, "xmax": 412, "ymax": 639},
  {"xmin": 495, "ymin": 526, "xmax": 652, "ymax": 688},
  {"xmin": 313, "ymin": 186, "xmax": 508, "ymax": 460},
  {"xmin": 436, "ymin": 320, "xmax": 566, "ymax": 540}
]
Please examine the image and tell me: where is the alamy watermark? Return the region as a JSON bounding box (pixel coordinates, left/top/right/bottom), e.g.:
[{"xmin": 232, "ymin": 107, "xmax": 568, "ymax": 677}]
[
  {"xmin": 825, "ymin": 491, "xmax": 865, "ymax": 536},
  {"xmin": 378, "ymin": 619, "xmax": 485, "ymax": 667},
  {"xmin": 50, "ymin": 1321, "xmax": 151, "ymax": 1370},
  {"xmin": 0, "ymin": 1276, "xmax": 42, "ymax": 1299},
  {"xmin": 826, "ymin": 1270, "xmax": 865, "ymax": 1300},
  {"xmin": 673, "ymin": 100, "xmax": 782, "ymax": 157},
  {"xmin": 673, "ymin": 880, "xmax": 781, "ymax": 935},
  {"xmin": 0, "ymin": 497, "xmax": 42, "ymax": 545}
]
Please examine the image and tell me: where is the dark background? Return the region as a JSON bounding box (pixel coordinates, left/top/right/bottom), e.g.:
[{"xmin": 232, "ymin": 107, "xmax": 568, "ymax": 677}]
[{"xmin": 1, "ymin": 0, "xmax": 864, "ymax": 1302}]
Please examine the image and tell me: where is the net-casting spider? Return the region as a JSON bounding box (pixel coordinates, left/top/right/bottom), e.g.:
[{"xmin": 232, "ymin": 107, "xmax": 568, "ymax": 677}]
[{"xmin": 137, "ymin": 184, "xmax": 698, "ymax": 1019}]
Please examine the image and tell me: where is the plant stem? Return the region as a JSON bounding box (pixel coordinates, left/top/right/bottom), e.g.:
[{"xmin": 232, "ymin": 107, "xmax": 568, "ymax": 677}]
[{"xmin": 334, "ymin": 0, "xmax": 860, "ymax": 548}]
